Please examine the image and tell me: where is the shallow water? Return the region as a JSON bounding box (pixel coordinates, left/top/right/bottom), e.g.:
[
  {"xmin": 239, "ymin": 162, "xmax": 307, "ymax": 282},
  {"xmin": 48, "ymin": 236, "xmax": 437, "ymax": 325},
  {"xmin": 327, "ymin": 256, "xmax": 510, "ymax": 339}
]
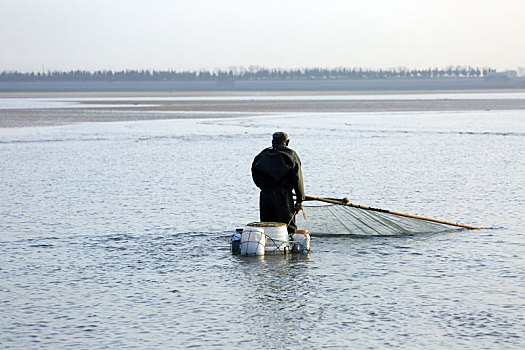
[{"xmin": 1, "ymin": 98, "xmax": 524, "ymax": 348}]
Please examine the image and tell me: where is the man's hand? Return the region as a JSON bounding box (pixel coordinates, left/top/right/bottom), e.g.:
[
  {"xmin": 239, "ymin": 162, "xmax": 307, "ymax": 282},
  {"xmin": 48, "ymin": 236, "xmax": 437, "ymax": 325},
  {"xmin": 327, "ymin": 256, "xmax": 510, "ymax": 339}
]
[{"xmin": 294, "ymin": 202, "xmax": 303, "ymax": 214}]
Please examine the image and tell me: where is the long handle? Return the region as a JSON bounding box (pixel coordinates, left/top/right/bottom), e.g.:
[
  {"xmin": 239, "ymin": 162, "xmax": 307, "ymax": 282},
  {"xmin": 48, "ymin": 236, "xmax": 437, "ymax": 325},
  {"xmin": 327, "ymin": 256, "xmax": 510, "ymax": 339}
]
[{"xmin": 303, "ymin": 194, "xmax": 484, "ymax": 230}]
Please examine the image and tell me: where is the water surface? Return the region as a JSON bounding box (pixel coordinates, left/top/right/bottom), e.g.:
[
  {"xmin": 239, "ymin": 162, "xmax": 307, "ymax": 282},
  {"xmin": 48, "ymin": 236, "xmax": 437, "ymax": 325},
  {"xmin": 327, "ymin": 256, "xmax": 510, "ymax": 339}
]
[{"xmin": 1, "ymin": 97, "xmax": 524, "ymax": 348}]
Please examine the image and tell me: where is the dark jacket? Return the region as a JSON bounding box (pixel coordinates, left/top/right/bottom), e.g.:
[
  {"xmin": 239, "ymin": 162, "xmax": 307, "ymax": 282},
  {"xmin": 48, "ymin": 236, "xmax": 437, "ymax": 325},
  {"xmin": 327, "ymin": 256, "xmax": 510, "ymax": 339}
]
[{"xmin": 251, "ymin": 143, "xmax": 305, "ymax": 203}]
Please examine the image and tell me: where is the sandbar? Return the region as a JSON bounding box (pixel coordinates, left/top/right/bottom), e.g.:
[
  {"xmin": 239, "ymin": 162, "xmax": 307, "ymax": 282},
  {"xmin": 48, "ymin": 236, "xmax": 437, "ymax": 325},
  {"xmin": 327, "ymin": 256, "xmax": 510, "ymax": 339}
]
[{"xmin": 1, "ymin": 91, "xmax": 525, "ymax": 128}]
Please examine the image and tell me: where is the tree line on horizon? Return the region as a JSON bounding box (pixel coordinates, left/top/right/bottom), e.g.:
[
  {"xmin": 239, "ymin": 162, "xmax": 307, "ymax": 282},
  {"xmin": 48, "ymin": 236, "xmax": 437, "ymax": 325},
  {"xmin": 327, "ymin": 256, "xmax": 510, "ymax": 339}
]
[{"xmin": 0, "ymin": 66, "xmax": 497, "ymax": 82}]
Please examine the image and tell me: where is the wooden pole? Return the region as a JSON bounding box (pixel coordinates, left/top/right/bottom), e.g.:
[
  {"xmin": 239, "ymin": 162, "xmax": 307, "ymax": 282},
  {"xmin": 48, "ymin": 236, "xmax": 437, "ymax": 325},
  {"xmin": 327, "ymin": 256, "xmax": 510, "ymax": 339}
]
[{"xmin": 302, "ymin": 195, "xmax": 484, "ymax": 230}]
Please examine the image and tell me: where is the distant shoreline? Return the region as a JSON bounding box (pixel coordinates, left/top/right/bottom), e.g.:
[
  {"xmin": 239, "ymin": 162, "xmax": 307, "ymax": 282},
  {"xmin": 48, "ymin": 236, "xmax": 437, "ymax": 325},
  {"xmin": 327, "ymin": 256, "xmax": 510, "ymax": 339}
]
[
  {"xmin": 1, "ymin": 77, "xmax": 525, "ymax": 93},
  {"xmin": 1, "ymin": 90, "xmax": 525, "ymax": 128},
  {"xmin": 2, "ymin": 88, "xmax": 525, "ymax": 99}
]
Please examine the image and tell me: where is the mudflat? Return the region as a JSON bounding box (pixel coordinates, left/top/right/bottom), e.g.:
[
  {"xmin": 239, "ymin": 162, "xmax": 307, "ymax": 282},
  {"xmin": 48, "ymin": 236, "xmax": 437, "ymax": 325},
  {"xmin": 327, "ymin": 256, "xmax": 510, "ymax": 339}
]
[{"xmin": 1, "ymin": 90, "xmax": 525, "ymax": 128}]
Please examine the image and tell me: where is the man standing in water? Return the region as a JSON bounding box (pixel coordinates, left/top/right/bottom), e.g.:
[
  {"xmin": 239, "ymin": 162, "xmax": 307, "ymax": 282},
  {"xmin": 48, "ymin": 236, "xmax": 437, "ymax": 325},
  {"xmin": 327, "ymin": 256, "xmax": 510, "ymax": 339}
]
[{"xmin": 251, "ymin": 132, "xmax": 305, "ymax": 234}]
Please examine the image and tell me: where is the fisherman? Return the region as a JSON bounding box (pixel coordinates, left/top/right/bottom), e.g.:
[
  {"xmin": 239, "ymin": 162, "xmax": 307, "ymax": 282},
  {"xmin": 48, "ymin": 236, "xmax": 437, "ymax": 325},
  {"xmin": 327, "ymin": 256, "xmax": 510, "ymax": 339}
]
[{"xmin": 251, "ymin": 131, "xmax": 305, "ymax": 234}]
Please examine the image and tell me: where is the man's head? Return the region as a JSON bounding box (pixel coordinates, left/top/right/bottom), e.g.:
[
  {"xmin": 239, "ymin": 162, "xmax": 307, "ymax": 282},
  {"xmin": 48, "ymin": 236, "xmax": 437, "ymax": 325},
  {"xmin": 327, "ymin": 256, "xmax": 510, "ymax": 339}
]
[{"xmin": 272, "ymin": 131, "xmax": 289, "ymax": 146}]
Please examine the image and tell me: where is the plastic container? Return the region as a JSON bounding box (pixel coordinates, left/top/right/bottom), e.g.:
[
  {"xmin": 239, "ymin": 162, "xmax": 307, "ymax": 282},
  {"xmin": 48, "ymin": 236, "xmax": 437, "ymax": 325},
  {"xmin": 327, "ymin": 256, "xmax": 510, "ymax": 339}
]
[
  {"xmin": 292, "ymin": 229, "xmax": 310, "ymax": 254},
  {"xmin": 240, "ymin": 228, "xmax": 266, "ymax": 256},
  {"xmin": 231, "ymin": 228, "xmax": 243, "ymax": 255},
  {"xmin": 247, "ymin": 222, "xmax": 289, "ymax": 253}
]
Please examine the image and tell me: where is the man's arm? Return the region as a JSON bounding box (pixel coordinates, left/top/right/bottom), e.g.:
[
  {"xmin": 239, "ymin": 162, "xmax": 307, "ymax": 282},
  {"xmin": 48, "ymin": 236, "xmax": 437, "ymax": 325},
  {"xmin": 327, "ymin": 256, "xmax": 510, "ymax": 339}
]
[
  {"xmin": 293, "ymin": 155, "xmax": 305, "ymax": 204},
  {"xmin": 251, "ymin": 155, "xmax": 262, "ymax": 189}
]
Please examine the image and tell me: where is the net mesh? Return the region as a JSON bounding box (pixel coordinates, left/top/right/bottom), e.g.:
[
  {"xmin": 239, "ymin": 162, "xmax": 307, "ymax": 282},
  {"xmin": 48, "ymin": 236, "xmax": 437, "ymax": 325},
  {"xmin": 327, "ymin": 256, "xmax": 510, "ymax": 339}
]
[{"xmin": 296, "ymin": 204, "xmax": 462, "ymax": 236}]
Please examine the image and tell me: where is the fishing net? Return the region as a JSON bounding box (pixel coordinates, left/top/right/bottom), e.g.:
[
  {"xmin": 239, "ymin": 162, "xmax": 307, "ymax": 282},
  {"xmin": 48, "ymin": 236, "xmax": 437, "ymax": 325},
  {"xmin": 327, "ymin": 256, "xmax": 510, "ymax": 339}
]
[{"xmin": 296, "ymin": 203, "xmax": 464, "ymax": 236}]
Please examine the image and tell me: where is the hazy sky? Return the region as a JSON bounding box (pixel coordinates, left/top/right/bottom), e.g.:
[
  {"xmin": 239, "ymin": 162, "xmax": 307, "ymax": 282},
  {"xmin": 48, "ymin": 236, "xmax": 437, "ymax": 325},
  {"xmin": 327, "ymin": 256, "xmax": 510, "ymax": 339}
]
[{"xmin": 1, "ymin": 0, "xmax": 524, "ymax": 72}]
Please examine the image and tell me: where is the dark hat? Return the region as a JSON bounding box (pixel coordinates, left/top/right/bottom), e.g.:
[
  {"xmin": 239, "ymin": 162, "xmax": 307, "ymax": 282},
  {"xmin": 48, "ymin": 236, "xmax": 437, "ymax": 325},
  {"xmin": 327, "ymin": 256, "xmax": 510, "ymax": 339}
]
[{"xmin": 272, "ymin": 131, "xmax": 289, "ymax": 143}]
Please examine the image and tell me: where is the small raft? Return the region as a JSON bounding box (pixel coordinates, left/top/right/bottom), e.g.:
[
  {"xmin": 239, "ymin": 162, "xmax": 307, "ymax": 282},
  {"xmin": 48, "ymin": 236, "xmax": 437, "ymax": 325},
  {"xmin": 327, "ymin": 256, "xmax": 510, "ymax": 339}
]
[{"xmin": 231, "ymin": 222, "xmax": 310, "ymax": 256}]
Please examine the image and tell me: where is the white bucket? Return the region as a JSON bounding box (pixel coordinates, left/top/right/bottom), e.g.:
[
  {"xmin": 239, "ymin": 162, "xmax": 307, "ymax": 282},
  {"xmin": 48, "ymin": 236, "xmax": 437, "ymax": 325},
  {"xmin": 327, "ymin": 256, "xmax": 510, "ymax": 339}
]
[
  {"xmin": 292, "ymin": 230, "xmax": 310, "ymax": 254},
  {"xmin": 241, "ymin": 228, "xmax": 266, "ymax": 256},
  {"xmin": 247, "ymin": 222, "xmax": 289, "ymax": 253}
]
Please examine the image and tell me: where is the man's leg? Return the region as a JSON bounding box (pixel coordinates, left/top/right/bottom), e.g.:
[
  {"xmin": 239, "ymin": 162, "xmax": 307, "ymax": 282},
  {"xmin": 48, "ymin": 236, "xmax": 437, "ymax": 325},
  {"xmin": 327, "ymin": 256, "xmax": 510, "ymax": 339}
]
[
  {"xmin": 259, "ymin": 188, "xmax": 277, "ymax": 222},
  {"xmin": 260, "ymin": 188, "xmax": 295, "ymax": 234}
]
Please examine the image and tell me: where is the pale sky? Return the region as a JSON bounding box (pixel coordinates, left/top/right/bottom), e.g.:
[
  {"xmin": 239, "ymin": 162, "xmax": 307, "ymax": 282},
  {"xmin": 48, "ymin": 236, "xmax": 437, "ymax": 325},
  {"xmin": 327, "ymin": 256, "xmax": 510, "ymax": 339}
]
[{"xmin": 1, "ymin": 0, "xmax": 524, "ymax": 72}]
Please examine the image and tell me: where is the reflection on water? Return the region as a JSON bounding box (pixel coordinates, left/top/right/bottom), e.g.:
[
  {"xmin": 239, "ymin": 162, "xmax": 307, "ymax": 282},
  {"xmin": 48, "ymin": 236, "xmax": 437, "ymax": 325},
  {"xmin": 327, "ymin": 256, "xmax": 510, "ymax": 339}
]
[
  {"xmin": 0, "ymin": 104, "xmax": 524, "ymax": 348},
  {"xmin": 234, "ymin": 254, "xmax": 314, "ymax": 348}
]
